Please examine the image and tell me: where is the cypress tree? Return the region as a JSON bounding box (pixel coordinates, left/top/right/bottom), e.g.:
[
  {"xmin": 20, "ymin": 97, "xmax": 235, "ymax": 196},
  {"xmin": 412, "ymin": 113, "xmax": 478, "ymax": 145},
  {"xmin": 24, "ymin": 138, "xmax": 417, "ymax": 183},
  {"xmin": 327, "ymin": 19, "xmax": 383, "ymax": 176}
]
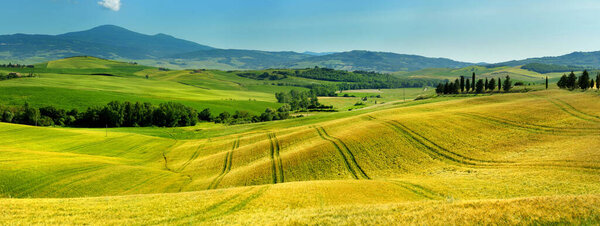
[
  {"xmin": 567, "ymin": 71, "xmax": 577, "ymax": 89},
  {"xmin": 591, "ymin": 79, "xmax": 595, "ymax": 90},
  {"xmin": 498, "ymin": 78, "xmax": 502, "ymax": 91},
  {"xmin": 454, "ymin": 79, "xmax": 460, "ymax": 94},
  {"xmin": 472, "ymin": 72, "xmax": 476, "ymax": 90},
  {"xmin": 436, "ymin": 83, "xmax": 444, "ymax": 94},
  {"xmin": 557, "ymin": 74, "xmax": 568, "ymax": 89},
  {"xmin": 460, "ymin": 76, "xmax": 465, "ymax": 93},
  {"xmin": 466, "ymin": 79, "xmax": 471, "ymax": 92},
  {"xmin": 546, "ymin": 76, "xmax": 549, "ymax": 89},
  {"xmin": 488, "ymin": 78, "xmax": 496, "ymax": 91},
  {"xmin": 444, "ymin": 82, "xmax": 450, "ymax": 94},
  {"xmin": 597, "ymin": 73, "xmax": 600, "ymax": 89},
  {"xmin": 579, "ymin": 70, "xmax": 590, "ymax": 90},
  {"xmin": 484, "ymin": 78, "xmax": 489, "ymax": 91},
  {"xmin": 503, "ymin": 75, "xmax": 512, "ymax": 92},
  {"xmin": 475, "ymin": 79, "xmax": 484, "ymax": 93}
]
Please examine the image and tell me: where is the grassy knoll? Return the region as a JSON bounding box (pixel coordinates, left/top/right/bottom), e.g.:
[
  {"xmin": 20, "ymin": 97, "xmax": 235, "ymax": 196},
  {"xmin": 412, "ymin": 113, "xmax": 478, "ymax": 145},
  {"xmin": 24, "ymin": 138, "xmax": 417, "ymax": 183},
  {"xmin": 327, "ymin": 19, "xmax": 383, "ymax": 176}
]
[{"xmin": 1, "ymin": 87, "xmax": 600, "ymax": 224}]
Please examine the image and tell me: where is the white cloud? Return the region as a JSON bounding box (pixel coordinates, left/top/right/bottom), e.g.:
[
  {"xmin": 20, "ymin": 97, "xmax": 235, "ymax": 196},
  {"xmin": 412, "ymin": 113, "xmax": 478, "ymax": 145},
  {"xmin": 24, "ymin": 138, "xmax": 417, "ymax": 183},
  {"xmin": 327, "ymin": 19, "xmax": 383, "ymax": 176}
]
[{"xmin": 98, "ymin": 0, "xmax": 121, "ymax": 11}]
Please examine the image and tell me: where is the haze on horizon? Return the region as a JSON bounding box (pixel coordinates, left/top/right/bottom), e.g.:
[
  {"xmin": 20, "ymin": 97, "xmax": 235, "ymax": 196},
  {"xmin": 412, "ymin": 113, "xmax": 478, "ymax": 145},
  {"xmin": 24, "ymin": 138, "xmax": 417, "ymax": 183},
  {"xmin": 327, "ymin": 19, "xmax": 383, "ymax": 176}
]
[{"xmin": 4, "ymin": 0, "xmax": 600, "ymax": 63}]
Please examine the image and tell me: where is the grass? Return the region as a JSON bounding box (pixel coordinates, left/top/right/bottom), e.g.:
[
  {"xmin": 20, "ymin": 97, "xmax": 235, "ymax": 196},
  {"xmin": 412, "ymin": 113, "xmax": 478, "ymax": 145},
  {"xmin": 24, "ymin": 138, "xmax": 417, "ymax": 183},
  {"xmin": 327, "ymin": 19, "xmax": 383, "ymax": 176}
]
[
  {"xmin": 2, "ymin": 56, "xmax": 600, "ymax": 224},
  {"xmin": 394, "ymin": 65, "xmax": 581, "ymax": 83}
]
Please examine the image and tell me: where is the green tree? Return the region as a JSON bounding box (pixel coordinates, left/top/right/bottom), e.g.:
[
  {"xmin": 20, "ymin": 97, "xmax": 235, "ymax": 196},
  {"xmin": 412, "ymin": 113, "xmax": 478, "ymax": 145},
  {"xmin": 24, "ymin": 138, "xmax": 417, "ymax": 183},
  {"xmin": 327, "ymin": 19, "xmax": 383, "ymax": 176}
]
[
  {"xmin": 597, "ymin": 73, "xmax": 600, "ymax": 89},
  {"xmin": 567, "ymin": 71, "xmax": 577, "ymax": 89},
  {"xmin": 498, "ymin": 78, "xmax": 502, "ymax": 91},
  {"xmin": 217, "ymin": 111, "xmax": 231, "ymax": 123},
  {"xmin": 435, "ymin": 83, "xmax": 444, "ymax": 94},
  {"xmin": 578, "ymin": 70, "xmax": 590, "ymax": 90},
  {"xmin": 454, "ymin": 79, "xmax": 460, "ymax": 94},
  {"xmin": 460, "ymin": 76, "xmax": 465, "ymax": 92},
  {"xmin": 465, "ymin": 79, "xmax": 471, "ymax": 92},
  {"xmin": 472, "ymin": 72, "xmax": 476, "ymax": 90},
  {"xmin": 503, "ymin": 75, "xmax": 512, "ymax": 92},
  {"xmin": 484, "ymin": 78, "xmax": 489, "ymax": 91},
  {"xmin": 546, "ymin": 76, "xmax": 549, "ymax": 89},
  {"xmin": 557, "ymin": 74, "xmax": 568, "ymax": 89},
  {"xmin": 488, "ymin": 78, "xmax": 496, "ymax": 91},
  {"xmin": 199, "ymin": 108, "xmax": 212, "ymax": 122},
  {"xmin": 2, "ymin": 110, "xmax": 14, "ymax": 123},
  {"xmin": 18, "ymin": 102, "xmax": 40, "ymax": 126},
  {"xmin": 475, "ymin": 79, "xmax": 484, "ymax": 93}
]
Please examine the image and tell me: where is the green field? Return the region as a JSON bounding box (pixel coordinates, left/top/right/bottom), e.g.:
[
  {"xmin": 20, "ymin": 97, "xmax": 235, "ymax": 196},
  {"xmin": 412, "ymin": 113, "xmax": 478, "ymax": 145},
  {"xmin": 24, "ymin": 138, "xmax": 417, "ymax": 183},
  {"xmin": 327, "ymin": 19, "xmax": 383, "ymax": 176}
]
[
  {"xmin": 1, "ymin": 57, "xmax": 600, "ymax": 224},
  {"xmin": 393, "ymin": 65, "xmax": 583, "ymax": 83}
]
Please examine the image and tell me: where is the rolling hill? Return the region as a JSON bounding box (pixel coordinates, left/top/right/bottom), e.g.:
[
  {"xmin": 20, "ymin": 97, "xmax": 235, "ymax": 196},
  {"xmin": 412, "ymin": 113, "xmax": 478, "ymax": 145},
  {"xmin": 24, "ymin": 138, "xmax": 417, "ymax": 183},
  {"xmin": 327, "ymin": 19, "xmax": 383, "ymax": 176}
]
[{"xmin": 1, "ymin": 84, "xmax": 600, "ymax": 223}]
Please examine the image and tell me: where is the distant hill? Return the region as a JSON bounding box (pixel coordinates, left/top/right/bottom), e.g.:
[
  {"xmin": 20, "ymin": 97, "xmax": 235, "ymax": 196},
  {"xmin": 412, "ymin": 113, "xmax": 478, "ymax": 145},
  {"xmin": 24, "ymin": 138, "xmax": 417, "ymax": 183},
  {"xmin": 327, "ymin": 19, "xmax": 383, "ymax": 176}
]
[
  {"xmin": 1, "ymin": 25, "xmax": 478, "ymax": 71},
  {"xmin": 58, "ymin": 25, "xmax": 214, "ymax": 57},
  {"xmin": 302, "ymin": 51, "xmax": 337, "ymax": 56},
  {"xmin": 168, "ymin": 49, "xmax": 312, "ymax": 69},
  {"xmin": 498, "ymin": 51, "xmax": 600, "ymax": 68},
  {"xmin": 286, "ymin": 51, "xmax": 473, "ymax": 72}
]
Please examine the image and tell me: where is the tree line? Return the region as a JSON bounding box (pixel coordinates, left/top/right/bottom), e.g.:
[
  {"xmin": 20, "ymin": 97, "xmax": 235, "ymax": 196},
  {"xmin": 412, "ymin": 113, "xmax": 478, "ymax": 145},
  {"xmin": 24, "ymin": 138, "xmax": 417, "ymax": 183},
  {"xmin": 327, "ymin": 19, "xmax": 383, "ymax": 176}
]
[
  {"xmin": 0, "ymin": 63, "xmax": 34, "ymax": 68},
  {"xmin": 436, "ymin": 73, "xmax": 513, "ymax": 95},
  {"xmin": 557, "ymin": 70, "xmax": 599, "ymax": 90},
  {"xmin": 237, "ymin": 67, "xmax": 443, "ymax": 91},
  {"xmin": 275, "ymin": 89, "xmax": 334, "ymax": 111},
  {"xmin": 0, "ymin": 72, "xmax": 36, "ymax": 80},
  {"xmin": 0, "ymin": 101, "xmax": 295, "ymax": 128},
  {"xmin": 295, "ymin": 67, "xmax": 441, "ymax": 90}
]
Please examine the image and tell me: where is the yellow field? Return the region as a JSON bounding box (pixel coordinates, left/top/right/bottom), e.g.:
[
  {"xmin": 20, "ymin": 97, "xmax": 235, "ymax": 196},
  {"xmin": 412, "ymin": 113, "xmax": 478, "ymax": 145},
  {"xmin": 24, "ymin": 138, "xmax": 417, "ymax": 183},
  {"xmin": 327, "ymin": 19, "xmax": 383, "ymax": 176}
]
[{"xmin": 1, "ymin": 89, "xmax": 600, "ymax": 224}]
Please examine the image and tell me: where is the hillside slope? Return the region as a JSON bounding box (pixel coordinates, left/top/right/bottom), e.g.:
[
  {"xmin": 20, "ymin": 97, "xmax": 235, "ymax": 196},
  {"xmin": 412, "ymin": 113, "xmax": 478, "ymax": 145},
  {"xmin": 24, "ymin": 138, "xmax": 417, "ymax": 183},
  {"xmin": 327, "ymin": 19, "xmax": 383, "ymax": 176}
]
[
  {"xmin": 287, "ymin": 50, "xmax": 473, "ymax": 72},
  {"xmin": 499, "ymin": 51, "xmax": 600, "ymax": 68},
  {"xmin": 1, "ymin": 89, "xmax": 600, "ymax": 223}
]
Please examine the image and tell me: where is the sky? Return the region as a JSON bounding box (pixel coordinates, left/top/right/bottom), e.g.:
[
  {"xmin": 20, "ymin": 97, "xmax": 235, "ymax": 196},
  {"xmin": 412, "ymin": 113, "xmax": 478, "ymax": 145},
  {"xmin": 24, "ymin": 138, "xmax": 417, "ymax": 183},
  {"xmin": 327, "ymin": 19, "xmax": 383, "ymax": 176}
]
[{"xmin": 3, "ymin": 0, "xmax": 600, "ymax": 63}]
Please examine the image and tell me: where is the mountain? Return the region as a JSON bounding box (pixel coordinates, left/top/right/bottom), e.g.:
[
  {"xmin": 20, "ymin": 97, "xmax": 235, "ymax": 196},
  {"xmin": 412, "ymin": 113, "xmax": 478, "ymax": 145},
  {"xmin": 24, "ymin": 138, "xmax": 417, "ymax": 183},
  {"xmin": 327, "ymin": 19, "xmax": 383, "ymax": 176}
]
[
  {"xmin": 1, "ymin": 25, "xmax": 477, "ymax": 71},
  {"xmin": 498, "ymin": 51, "xmax": 600, "ymax": 68},
  {"xmin": 0, "ymin": 33, "xmax": 150, "ymax": 60},
  {"xmin": 0, "ymin": 25, "xmax": 214, "ymax": 61},
  {"xmin": 58, "ymin": 25, "xmax": 214, "ymax": 57},
  {"xmin": 286, "ymin": 50, "xmax": 473, "ymax": 72}
]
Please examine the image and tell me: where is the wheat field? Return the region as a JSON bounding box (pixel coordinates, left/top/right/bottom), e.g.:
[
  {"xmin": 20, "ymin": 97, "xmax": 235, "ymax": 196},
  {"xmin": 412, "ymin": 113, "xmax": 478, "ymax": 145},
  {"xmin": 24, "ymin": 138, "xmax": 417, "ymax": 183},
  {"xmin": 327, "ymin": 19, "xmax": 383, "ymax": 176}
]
[{"xmin": 1, "ymin": 89, "xmax": 600, "ymax": 224}]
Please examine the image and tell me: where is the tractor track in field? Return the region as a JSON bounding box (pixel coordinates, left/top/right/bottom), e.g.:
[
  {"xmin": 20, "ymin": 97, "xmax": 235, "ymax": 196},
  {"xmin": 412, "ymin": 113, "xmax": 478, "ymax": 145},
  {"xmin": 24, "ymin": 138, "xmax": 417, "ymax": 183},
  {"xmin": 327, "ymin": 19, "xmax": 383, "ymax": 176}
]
[
  {"xmin": 383, "ymin": 120, "xmax": 510, "ymax": 166},
  {"xmin": 155, "ymin": 186, "xmax": 268, "ymax": 224},
  {"xmin": 315, "ymin": 127, "xmax": 370, "ymax": 180},
  {"xmin": 456, "ymin": 112, "xmax": 600, "ymax": 136},
  {"xmin": 387, "ymin": 180, "xmax": 444, "ymax": 200},
  {"xmin": 176, "ymin": 142, "xmax": 206, "ymax": 173},
  {"xmin": 207, "ymin": 138, "xmax": 239, "ymax": 190},
  {"xmin": 268, "ymin": 133, "xmax": 284, "ymax": 184},
  {"xmin": 547, "ymin": 98, "xmax": 600, "ymax": 124},
  {"xmin": 15, "ymin": 165, "xmax": 108, "ymax": 197},
  {"xmin": 373, "ymin": 117, "xmax": 600, "ymax": 171},
  {"xmin": 528, "ymin": 92, "xmax": 600, "ymax": 124}
]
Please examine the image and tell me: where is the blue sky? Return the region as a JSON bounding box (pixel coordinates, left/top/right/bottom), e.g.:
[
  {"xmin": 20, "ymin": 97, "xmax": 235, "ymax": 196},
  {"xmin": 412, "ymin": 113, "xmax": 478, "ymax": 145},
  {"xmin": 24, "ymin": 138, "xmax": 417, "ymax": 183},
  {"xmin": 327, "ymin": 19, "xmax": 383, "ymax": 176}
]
[{"xmin": 3, "ymin": 0, "xmax": 600, "ymax": 63}]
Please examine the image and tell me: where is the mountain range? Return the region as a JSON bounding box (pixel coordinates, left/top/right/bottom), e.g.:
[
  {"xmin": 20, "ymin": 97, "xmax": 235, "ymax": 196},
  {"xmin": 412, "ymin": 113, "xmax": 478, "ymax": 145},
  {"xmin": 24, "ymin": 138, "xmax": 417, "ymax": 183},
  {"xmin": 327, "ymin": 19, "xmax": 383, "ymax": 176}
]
[{"xmin": 1, "ymin": 25, "xmax": 600, "ymax": 71}]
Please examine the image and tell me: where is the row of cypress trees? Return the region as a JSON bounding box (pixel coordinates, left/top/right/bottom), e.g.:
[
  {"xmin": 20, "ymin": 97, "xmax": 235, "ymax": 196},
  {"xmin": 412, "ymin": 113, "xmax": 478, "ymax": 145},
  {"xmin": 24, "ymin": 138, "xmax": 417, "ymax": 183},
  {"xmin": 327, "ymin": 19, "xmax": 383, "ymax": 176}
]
[
  {"xmin": 436, "ymin": 73, "xmax": 512, "ymax": 95},
  {"xmin": 557, "ymin": 70, "xmax": 599, "ymax": 90}
]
